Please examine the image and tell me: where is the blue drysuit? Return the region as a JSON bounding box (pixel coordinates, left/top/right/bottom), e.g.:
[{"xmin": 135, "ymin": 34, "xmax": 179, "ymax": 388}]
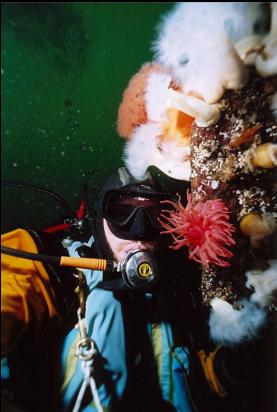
[{"xmin": 60, "ymin": 240, "xmax": 194, "ymax": 412}]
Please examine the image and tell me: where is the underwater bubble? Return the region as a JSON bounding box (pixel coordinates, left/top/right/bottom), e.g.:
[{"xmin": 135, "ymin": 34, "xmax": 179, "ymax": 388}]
[
  {"xmin": 64, "ymin": 99, "xmax": 73, "ymax": 107},
  {"xmin": 80, "ymin": 142, "xmax": 87, "ymax": 151}
]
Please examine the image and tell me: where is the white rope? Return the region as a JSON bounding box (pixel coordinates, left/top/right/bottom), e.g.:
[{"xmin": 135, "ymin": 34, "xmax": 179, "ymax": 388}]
[
  {"xmin": 72, "ymin": 308, "xmax": 104, "ymax": 412},
  {"xmin": 88, "ymin": 372, "xmax": 104, "ymax": 412},
  {"xmin": 72, "ymin": 373, "xmax": 89, "ymax": 412},
  {"xmin": 72, "ymin": 360, "xmax": 104, "ymax": 412}
]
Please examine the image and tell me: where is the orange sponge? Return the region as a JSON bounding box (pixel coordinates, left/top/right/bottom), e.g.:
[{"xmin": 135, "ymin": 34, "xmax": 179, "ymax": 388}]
[{"xmin": 117, "ymin": 63, "xmax": 168, "ymax": 138}]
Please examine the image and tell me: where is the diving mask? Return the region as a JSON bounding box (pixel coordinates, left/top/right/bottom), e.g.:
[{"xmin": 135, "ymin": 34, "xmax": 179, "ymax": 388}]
[{"xmin": 102, "ymin": 189, "xmax": 172, "ymax": 240}]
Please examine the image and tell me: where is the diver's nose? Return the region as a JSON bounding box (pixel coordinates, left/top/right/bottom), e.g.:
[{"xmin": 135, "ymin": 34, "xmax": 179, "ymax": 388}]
[{"xmin": 129, "ymin": 208, "xmax": 150, "ymax": 239}]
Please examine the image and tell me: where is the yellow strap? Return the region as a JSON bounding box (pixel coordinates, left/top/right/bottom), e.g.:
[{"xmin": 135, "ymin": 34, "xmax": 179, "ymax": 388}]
[{"xmin": 198, "ymin": 348, "xmax": 228, "ymax": 398}]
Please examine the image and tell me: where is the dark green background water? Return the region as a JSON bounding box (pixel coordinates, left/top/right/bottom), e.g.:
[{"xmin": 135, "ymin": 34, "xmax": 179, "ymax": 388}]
[{"xmin": 1, "ymin": 2, "xmax": 173, "ymax": 232}]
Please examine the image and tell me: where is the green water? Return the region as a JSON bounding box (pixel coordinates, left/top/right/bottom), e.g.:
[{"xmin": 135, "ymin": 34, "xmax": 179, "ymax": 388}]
[{"xmin": 1, "ymin": 2, "xmax": 173, "ymax": 232}]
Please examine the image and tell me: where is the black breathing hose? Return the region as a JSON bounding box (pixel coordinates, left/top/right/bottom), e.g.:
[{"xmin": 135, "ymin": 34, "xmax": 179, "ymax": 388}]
[
  {"xmin": 1, "ymin": 245, "xmax": 60, "ymax": 265},
  {"xmin": 2, "ymin": 180, "xmax": 76, "ymax": 217},
  {"xmin": 1, "ymin": 245, "xmax": 116, "ymax": 272}
]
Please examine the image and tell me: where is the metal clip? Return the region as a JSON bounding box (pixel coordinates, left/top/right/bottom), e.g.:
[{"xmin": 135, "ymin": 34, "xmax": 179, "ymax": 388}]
[
  {"xmin": 75, "ymin": 270, "xmax": 88, "ymax": 317},
  {"xmin": 75, "ymin": 308, "xmax": 96, "ymax": 361}
]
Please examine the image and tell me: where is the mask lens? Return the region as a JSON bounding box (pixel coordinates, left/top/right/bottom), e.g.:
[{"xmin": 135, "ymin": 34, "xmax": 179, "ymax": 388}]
[
  {"xmin": 103, "ymin": 190, "xmax": 171, "ymax": 227},
  {"xmin": 104, "ymin": 192, "xmax": 139, "ymax": 224}
]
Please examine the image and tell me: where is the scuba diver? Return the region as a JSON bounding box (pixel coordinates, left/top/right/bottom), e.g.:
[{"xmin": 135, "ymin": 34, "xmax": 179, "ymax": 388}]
[{"xmin": 1, "ymin": 167, "xmax": 269, "ymax": 412}]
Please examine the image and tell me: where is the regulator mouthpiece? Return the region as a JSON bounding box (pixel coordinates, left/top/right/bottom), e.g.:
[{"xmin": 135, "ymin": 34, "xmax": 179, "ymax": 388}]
[{"xmin": 119, "ymin": 250, "xmax": 159, "ymax": 291}]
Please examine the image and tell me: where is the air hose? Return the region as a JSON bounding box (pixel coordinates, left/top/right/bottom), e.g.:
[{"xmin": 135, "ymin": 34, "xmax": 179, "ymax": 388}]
[
  {"xmin": 1, "ymin": 246, "xmax": 117, "ymax": 271},
  {"xmin": 1, "ymin": 246, "xmax": 159, "ymax": 291}
]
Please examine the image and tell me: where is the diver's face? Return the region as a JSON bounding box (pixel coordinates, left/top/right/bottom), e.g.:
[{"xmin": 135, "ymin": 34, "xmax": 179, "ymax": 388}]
[{"xmin": 103, "ymin": 219, "xmax": 157, "ymax": 263}]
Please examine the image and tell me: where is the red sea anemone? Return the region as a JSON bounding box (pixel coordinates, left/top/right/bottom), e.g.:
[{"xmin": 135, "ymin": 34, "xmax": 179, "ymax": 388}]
[{"xmin": 159, "ymin": 191, "xmax": 236, "ymax": 268}]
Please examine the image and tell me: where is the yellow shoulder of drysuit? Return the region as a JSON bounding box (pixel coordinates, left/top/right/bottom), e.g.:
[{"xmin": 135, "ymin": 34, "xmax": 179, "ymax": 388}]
[{"xmin": 1, "ymin": 228, "xmax": 61, "ymax": 357}]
